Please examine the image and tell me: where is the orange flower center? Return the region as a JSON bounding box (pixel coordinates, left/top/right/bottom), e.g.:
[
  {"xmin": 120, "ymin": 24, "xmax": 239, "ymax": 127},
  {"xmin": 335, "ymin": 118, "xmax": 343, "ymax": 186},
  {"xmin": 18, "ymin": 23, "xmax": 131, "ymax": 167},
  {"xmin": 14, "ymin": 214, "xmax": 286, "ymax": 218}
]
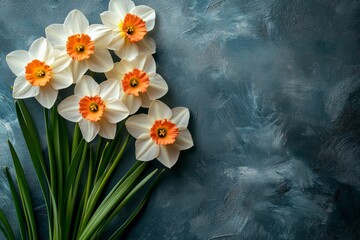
[
  {"xmin": 150, "ymin": 119, "xmax": 179, "ymax": 145},
  {"xmin": 25, "ymin": 59, "xmax": 52, "ymax": 86},
  {"xmin": 120, "ymin": 13, "xmax": 147, "ymax": 43},
  {"xmin": 66, "ymin": 34, "xmax": 95, "ymax": 61},
  {"xmin": 78, "ymin": 95, "xmax": 106, "ymax": 122},
  {"xmin": 122, "ymin": 68, "xmax": 150, "ymax": 96}
]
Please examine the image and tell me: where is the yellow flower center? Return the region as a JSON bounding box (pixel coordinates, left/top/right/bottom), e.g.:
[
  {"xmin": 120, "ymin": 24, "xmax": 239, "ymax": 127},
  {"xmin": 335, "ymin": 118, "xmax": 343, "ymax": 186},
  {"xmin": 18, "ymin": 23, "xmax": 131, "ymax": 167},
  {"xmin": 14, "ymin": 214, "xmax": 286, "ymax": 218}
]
[
  {"xmin": 79, "ymin": 95, "xmax": 106, "ymax": 122},
  {"xmin": 25, "ymin": 59, "xmax": 52, "ymax": 86},
  {"xmin": 119, "ymin": 13, "xmax": 147, "ymax": 43},
  {"xmin": 122, "ymin": 68, "xmax": 150, "ymax": 96},
  {"xmin": 66, "ymin": 34, "xmax": 95, "ymax": 61},
  {"xmin": 150, "ymin": 119, "xmax": 179, "ymax": 145}
]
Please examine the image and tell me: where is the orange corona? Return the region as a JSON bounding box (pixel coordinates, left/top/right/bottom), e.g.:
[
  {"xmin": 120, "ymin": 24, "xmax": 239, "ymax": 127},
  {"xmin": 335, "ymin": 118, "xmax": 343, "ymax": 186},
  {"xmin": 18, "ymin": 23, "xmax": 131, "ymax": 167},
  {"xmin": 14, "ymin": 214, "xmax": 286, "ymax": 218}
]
[
  {"xmin": 122, "ymin": 68, "xmax": 150, "ymax": 96},
  {"xmin": 79, "ymin": 95, "xmax": 106, "ymax": 122},
  {"xmin": 120, "ymin": 13, "xmax": 147, "ymax": 43},
  {"xmin": 66, "ymin": 34, "xmax": 95, "ymax": 61},
  {"xmin": 25, "ymin": 59, "xmax": 52, "ymax": 86},
  {"xmin": 150, "ymin": 119, "xmax": 179, "ymax": 145}
]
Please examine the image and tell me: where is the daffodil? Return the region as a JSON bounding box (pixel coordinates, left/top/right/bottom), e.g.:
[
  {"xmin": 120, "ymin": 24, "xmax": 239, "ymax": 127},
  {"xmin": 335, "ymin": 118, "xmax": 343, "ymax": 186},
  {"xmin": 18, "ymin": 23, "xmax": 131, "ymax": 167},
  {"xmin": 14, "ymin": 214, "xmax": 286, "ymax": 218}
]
[
  {"xmin": 58, "ymin": 76, "xmax": 129, "ymax": 142},
  {"xmin": 6, "ymin": 37, "xmax": 72, "ymax": 108},
  {"xmin": 125, "ymin": 100, "xmax": 193, "ymax": 168},
  {"xmin": 45, "ymin": 10, "xmax": 114, "ymax": 83},
  {"xmin": 100, "ymin": 0, "xmax": 156, "ymax": 60},
  {"xmin": 106, "ymin": 54, "xmax": 168, "ymax": 114}
]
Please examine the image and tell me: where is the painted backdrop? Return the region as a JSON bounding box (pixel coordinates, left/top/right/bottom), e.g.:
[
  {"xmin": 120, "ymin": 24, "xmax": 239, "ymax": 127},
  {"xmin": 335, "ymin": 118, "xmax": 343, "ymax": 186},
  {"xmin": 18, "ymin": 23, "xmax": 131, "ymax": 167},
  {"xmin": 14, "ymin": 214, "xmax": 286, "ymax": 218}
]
[{"xmin": 1, "ymin": 0, "xmax": 360, "ymax": 239}]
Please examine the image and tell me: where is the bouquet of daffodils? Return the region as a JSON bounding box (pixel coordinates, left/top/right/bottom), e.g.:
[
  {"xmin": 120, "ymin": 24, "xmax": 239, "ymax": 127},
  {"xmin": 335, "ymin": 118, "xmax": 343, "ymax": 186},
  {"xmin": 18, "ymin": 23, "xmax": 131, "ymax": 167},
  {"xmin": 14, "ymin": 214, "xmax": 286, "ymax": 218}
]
[{"xmin": 0, "ymin": 0, "xmax": 193, "ymax": 239}]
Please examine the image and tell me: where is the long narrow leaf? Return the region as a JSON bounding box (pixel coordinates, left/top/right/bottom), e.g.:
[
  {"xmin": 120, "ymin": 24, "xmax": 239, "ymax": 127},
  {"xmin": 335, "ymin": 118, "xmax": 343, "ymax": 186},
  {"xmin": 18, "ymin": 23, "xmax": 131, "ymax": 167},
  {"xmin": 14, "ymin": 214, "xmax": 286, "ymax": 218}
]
[
  {"xmin": 16, "ymin": 102, "xmax": 56, "ymax": 240},
  {"xmin": 0, "ymin": 209, "xmax": 15, "ymax": 240},
  {"xmin": 8, "ymin": 141, "xmax": 38, "ymax": 240},
  {"xmin": 108, "ymin": 169, "xmax": 165, "ymax": 240},
  {"xmin": 0, "ymin": 223, "xmax": 11, "ymax": 240},
  {"xmin": 64, "ymin": 141, "xmax": 87, "ymax": 239},
  {"xmin": 4, "ymin": 167, "xmax": 27, "ymax": 240},
  {"xmin": 79, "ymin": 162, "xmax": 148, "ymax": 240},
  {"xmin": 79, "ymin": 135, "xmax": 129, "ymax": 233},
  {"xmin": 62, "ymin": 139, "xmax": 86, "ymax": 210},
  {"xmin": 96, "ymin": 123, "xmax": 124, "ymax": 179},
  {"xmin": 94, "ymin": 168, "xmax": 160, "ymax": 238},
  {"xmin": 16, "ymin": 100, "xmax": 48, "ymax": 181},
  {"xmin": 72, "ymin": 123, "xmax": 81, "ymax": 159},
  {"xmin": 15, "ymin": 102, "xmax": 48, "ymax": 198}
]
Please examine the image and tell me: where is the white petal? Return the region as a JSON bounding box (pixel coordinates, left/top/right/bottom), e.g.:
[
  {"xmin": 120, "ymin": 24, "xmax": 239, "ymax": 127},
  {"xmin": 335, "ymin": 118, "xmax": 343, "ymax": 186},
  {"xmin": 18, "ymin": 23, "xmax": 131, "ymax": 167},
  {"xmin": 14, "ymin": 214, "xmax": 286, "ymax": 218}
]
[
  {"xmin": 157, "ymin": 145, "xmax": 180, "ymax": 168},
  {"xmin": 45, "ymin": 24, "xmax": 70, "ymax": 47},
  {"xmin": 140, "ymin": 93, "xmax": 151, "ymax": 108},
  {"xmin": 149, "ymin": 100, "xmax": 172, "ymax": 120},
  {"xmin": 108, "ymin": 32, "xmax": 124, "ymax": 51},
  {"xmin": 98, "ymin": 118, "xmax": 116, "ymax": 139},
  {"xmin": 115, "ymin": 40, "xmax": 139, "ymax": 60},
  {"xmin": 103, "ymin": 100, "xmax": 129, "ymax": 123},
  {"xmin": 135, "ymin": 135, "xmax": 159, "ymax": 161},
  {"xmin": 171, "ymin": 107, "xmax": 190, "ymax": 130},
  {"xmin": 35, "ymin": 85, "xmax": 58, "ymax": 109},
  {"xmin": 88, "ymin": 24, "xmax": 113, "ymax": 48},
  {"xmin": 50, "ymin": 67, "xmax": 73, "ymax": 90},
  {"xmin": 58, "ymin": 95, "xmax": 82, "ymax": 122},
  {"xmin": 75, "ymin": 75, "xmax": 100, "ymax": 97},
  {"xmin": 51, "ymin": 50, "xmax": 72, "ymax": 73},
  {"xmin": 121, "ymin": 93, "xmax": 142, "ymax": 114},
  {"xmin": 86, "ymin": 48, "xmax": 113, "ymax": 73},
  {"xmin": 105, "ymin": 61, "xmax": 128, "ymax": 80},
  {"xmin": 70, "ymin": 60, "xmax": 88, "ymax": 83},
  {"xmin": 132, "ymin": 54, "xmax": 156, "ymax": 73},
  {"xmin": 99, "ymin": 79, "xmax": 120, "ymax": 100},
  {"xmin": 109, "ymin": 0, "xmax": 135, "ymax": 19},
  {"xmin": 136, "ymin": 37, "xmax": 156, "ymax": 55},
  {"xmin": 12, "ymin": 76, "xmax": 39, "ymax": 99},
  {"xmin": 6, "ymin": 50, "xmax": 31, "ymax": 76},
  {"xmin": 115, "ymin": 60, "xmax": 134, "ymax": 75},
  {"xmin": 174, "ymin": 129, "xmax": 193, "ymax": 150},
  {"xmin": 79, "ymin": 120, "xmax": 99, "ymax": 142},
  {"xmin": 125, "ymin": 113, "xmax": 152, "ymax": 138},
  {"xmin": 147, "ymin": 74, "xmax": 168, "ymax": 100},
  {"xmin": 100, "ymin": 11, "xmax": 121, "ymax": 30},
  {"xmin": 130, "ymin": 5, "xmax": 155, "ymax": 31},
  {"xmin": 64, "ymin": 10, "xmax": 89, "ymax": 34},
  {"xmin": 29, "ymin": 37, "xmax": 54, "ymax": 63}
]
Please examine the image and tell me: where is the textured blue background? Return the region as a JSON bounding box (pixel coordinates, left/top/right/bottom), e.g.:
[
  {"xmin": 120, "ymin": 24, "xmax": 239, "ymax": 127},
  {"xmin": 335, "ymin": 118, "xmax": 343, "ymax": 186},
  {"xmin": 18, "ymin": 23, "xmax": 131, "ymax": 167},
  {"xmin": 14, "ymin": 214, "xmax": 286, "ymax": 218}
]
[{"xmin": 1, "ymin": 0, "xmax": 360, "ymax": 239}]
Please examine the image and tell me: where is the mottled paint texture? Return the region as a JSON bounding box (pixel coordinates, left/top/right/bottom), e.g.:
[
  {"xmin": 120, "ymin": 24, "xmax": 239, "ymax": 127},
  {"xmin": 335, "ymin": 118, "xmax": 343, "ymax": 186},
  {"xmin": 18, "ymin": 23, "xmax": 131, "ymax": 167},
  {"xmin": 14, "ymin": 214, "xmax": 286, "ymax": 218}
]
[{"xmin": 1, "ymin": 0, "xmax": 360, "ymax": 239}]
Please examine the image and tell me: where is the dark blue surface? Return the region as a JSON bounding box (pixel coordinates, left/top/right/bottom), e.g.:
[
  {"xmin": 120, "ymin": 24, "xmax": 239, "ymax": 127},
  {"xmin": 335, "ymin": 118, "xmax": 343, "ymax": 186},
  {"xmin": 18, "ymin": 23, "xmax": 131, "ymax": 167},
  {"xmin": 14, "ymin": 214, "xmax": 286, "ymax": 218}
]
[{"xmin": 1, "ymin": 0, "xmax": 360, "ymax": 239}]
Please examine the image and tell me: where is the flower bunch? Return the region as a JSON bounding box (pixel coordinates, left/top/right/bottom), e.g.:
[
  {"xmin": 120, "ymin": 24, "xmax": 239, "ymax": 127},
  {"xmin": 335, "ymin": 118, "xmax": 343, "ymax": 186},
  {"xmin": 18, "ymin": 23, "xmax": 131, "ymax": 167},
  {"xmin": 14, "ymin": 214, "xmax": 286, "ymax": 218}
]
[
  {"xmin": 6, "ymin": 0, "xmax": 193, "ymax": 167},
  {"xmin": 0, "ymin": 0, "xmax": 193, "ymax": 239}
]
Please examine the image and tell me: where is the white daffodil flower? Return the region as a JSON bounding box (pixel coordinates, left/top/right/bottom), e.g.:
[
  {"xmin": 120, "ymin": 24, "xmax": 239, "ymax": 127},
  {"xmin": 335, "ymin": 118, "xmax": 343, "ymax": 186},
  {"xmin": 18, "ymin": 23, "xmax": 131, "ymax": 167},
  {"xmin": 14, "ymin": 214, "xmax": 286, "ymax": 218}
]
[
  {"xmin": 106, "ymin": 54, "xmax": 168, "ymax": 115},
  {"xmin": 45, "ymin": 9, "xmax": 114, "ymax": 83},
  {"xmin": 6, "ymin": 37, "xmax": 72, "ymax": 109},
  {"xmin": 100, "ymin": 0, "xmax": 156, "ymax": 60},
  {"xmin": 125, "ymin": 100, "xmax": 193, "ymax": 168},
  {"xmin": 58, "ymin": 76, "xmax": 129, "ymax": 142}
]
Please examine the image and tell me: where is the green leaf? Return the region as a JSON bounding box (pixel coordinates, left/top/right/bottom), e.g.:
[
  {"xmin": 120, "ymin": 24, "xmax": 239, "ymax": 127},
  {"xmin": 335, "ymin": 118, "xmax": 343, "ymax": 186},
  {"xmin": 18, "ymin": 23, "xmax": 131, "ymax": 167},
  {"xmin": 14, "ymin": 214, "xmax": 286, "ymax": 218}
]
[
  {"xmin": 95, "ymin": 123, "xmax": 124, "ymax": 180},
  {"xmin": 62, "ymin": 140, "xmax": 86, "ymax": 212},
  {"xmin": 108, "ymin": 169, "xmax": 165, "ymax": 240},
  {"xmin": 8, "ymin": 141, "xmax": 38, "ymax": 240},
  {"xmin": 0, "ymin": 222, "xmax": 11, "ymax": 240},
  {"xmin": 0, "ymin": 209, "xmax": 15, "ymax": 240},
  {"xmin": 94, "ymin": 168, "xmax": 161, "ymax": 239},
  {"xmin": 4, "ymin": 167, "xmax": 27, "ymax": 240},
  {"xmin": 72, "ymin": 123, "xmax": 81, "ymax": 159},
  {"xmin": 79, "ymin": 135, "xmax": 130, "ymax": 233},
  {"xmin": 64, "ymin": 141, "xmax": 87, "ymax": 239},
  {"xmin": 15, "ymin": 101, "xmax": 48, "ymax": 199},
  {"xmin": 79, "ymin": 162, "xmax": 148, "ymax": 240}
]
